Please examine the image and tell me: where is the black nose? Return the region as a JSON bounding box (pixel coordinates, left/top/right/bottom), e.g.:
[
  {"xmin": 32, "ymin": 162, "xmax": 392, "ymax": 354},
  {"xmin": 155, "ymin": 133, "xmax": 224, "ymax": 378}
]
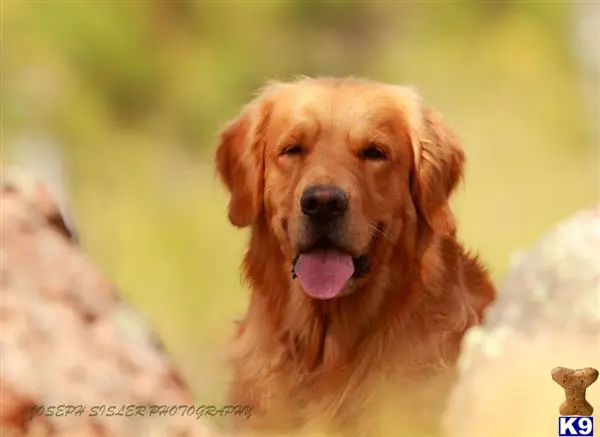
[{"xmin": 300, "ymin": 184, "xmax": 349, "ymax": 222}]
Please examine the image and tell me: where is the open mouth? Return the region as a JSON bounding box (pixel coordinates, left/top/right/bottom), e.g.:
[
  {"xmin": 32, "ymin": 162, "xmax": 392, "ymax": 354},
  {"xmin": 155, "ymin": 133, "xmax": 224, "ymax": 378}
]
[{"xmin": 290, "ymin": 237, "xmax": 370, "ymax": 300}]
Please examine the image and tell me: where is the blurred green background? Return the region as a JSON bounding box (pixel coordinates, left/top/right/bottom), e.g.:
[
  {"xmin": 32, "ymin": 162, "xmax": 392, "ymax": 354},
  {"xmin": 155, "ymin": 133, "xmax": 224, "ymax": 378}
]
[{"xmin": 3, "ymin": 0, "xmax": 598, "ymax": 427}]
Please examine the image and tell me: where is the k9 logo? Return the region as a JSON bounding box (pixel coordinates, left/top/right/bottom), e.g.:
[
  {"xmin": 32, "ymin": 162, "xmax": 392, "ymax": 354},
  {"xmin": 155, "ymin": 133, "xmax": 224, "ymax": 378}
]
[{"xmin": 559, "ymin": 416, "xmax": 594, "ymax": 436}]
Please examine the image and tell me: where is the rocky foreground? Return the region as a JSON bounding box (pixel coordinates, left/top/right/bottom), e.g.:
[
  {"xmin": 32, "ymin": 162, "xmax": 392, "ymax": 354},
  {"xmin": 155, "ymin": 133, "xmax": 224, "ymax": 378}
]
[
  {"xmin": 0, "ymin": 169, "xmax": 223, "ymax": 437},
  {"xmin": 443, "ymin": 205, "xmax": 600, "ymax": 437}
]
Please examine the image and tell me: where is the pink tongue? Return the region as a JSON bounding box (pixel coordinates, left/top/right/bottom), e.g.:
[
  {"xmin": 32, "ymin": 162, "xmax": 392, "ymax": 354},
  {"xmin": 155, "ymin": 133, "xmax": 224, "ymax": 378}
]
[{"xmin": 294, "ymin": 250, "xmax": 354, "ymax": 300}]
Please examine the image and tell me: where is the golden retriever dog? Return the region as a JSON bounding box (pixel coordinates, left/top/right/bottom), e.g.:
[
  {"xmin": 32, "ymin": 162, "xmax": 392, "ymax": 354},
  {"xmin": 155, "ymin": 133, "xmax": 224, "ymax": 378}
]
[{"xmin": 215, "ymin": 77, "xmax": 496, "ymax": 436}]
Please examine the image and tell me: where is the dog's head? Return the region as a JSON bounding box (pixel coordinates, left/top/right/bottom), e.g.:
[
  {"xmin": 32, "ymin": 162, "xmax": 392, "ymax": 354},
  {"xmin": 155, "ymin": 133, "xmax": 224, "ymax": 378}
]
[{"xmin": 216, "ymin": 77, "xmax": 464, "ymax": 300}]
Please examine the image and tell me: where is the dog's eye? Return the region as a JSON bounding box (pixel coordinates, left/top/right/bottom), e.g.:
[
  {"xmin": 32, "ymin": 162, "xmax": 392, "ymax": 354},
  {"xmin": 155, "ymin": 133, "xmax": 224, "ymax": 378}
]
[
  {"xmin": 358, "ymin": 145, "xmax": 387, "ymax": 161},
  {"xmin": 282, "ymin": 144, "xmax": 304, "ymax": 156}
]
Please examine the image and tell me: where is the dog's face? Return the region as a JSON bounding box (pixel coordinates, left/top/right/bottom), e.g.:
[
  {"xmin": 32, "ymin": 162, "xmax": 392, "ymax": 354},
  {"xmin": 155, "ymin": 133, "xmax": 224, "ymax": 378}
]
[{"xmin": 216, "ymin": 77, "xmax": 464, "ymax": 300}]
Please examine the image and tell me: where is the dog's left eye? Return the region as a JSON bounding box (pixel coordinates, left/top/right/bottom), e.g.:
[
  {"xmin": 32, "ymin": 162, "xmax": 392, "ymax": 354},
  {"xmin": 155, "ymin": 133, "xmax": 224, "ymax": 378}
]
[
  {"xmin": 358, "ymin": 145, "xmax": 387, "ymax": 161},
  {"xmin": 282, "ymin": 144, "xmax": 304, "ymax": 156}
]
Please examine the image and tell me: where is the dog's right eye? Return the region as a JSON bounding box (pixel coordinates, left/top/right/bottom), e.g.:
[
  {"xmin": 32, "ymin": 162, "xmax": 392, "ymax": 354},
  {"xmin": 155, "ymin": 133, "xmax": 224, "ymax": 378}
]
[{"xmin": 281, "ymin": 144, "xmax": 304, "ymax": 156}]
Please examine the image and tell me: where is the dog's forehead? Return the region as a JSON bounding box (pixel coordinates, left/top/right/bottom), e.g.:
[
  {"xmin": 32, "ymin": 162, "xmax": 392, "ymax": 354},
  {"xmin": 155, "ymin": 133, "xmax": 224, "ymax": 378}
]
[{"xmin": 266, "ymin": 80, "xmax": 424, "ymax": 130}]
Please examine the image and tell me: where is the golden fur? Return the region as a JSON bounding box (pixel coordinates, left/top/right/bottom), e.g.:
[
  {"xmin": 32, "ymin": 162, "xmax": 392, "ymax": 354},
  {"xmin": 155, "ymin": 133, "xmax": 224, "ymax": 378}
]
[{"xmin": 215, "ymin": 77, "xmax": 496, "ymax": 436}]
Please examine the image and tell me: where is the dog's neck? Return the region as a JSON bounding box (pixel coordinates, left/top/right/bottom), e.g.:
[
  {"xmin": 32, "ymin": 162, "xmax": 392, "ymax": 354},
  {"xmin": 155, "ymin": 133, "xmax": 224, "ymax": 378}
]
[{"xmin": 242, "ymin": 218, "xmax": 424, "ymax": 373}]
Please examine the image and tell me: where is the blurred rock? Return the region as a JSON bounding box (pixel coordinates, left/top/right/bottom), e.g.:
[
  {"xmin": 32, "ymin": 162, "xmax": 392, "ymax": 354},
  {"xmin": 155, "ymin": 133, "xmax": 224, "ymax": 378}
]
[
  {"xmin": 0, "ymin": 168, "xmax": 222, "ymax": 437},
  {"xmin": 443, "ymin": 205, "xmax": 600, "ymax": 437}
]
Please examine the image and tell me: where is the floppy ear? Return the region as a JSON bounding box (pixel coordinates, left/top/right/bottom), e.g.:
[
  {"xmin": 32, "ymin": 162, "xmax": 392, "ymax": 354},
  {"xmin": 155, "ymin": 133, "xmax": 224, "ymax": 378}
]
[
  {"xmin": 411, "ymin": 108, "xmax": 465, "ymax": 236},
  {"xmin": 215, "ymin": 100, "xmax": 269, "ymax": 228}
]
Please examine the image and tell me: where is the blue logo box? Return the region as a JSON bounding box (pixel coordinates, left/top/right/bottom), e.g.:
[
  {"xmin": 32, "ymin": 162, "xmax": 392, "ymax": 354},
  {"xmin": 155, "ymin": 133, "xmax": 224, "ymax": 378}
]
[{"xmin": 559, "ymin": 416, "xmax": 594, "ymax": 436}]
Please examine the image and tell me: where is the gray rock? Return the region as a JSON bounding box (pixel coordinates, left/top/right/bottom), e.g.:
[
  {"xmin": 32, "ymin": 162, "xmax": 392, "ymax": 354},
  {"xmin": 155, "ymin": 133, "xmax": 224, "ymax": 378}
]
[
  {"xmin": 0, "ymin": 169, "xmax": 224, "ymax": 437},
  {"xmin": 443, "ymin": 206, "xmax": 600, "ymax": 437}
]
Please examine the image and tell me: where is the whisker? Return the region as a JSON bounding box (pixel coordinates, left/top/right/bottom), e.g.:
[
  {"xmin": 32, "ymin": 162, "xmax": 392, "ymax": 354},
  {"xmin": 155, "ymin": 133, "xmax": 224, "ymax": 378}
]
[{"xmin": 364, "ymin": 222, "xmax": 402, "ymax": 250}]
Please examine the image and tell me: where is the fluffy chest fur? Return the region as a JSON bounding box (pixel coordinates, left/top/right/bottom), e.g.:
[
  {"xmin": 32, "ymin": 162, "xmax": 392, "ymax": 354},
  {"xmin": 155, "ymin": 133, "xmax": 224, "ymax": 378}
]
[{"xmin": 229, "ymin": 312, "xmax": 460, "ymax": 436}]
